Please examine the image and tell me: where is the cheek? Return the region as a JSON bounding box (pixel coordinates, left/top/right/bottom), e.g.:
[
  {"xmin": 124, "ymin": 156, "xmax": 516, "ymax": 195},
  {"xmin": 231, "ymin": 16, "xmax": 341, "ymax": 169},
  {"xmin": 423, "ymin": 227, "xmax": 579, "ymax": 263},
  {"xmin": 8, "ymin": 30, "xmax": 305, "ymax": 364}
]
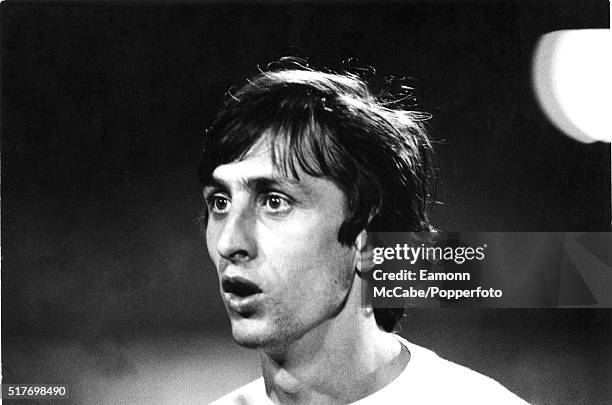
[
  {"xmin": 265, "ymin": 229, "xmax": 355, "ymax": 298},
  {"xmin": 264, "ymin": 224, "xmax": 340, "ymax": 271},
  {"xmin": 268, "ymin": 209, "xmax": 352, "ymax": 268},
  {"xmin": 205, "ymin": 225, "xmax": 220, "ymax": 264}
]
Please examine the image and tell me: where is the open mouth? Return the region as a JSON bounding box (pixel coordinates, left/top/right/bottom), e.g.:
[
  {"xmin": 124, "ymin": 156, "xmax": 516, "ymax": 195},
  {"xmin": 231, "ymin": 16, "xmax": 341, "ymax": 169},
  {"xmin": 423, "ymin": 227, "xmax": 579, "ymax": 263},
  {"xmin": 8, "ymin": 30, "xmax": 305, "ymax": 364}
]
[{"xmin": 222, "ymin": 277, "xmax": 263, "ymax": 298}]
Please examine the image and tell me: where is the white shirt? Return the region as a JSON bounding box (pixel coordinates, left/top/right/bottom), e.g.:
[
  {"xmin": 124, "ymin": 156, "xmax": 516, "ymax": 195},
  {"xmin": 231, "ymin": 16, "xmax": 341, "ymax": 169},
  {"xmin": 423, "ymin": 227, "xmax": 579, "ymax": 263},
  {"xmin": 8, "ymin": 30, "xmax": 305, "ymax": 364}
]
[{"xmin": 211, "ymin": 335, "xmax": 530, "ymax": 404}]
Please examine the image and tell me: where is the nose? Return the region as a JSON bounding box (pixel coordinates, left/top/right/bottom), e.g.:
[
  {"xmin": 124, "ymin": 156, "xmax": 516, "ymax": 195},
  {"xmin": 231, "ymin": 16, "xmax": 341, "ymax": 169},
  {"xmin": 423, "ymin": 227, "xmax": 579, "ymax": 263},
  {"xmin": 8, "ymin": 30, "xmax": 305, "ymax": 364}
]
[{"xmin": 215, "ymin": 206, "xmax": 257, "ymax": 264}]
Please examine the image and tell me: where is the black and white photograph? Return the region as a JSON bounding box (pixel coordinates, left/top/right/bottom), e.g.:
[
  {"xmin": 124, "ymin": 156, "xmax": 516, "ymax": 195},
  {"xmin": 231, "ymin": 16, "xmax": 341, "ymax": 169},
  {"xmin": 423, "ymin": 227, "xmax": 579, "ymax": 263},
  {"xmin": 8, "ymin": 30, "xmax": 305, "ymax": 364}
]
[{"xmin": 1, "ymin": 1, "xmax": 610, "ymax": 404}]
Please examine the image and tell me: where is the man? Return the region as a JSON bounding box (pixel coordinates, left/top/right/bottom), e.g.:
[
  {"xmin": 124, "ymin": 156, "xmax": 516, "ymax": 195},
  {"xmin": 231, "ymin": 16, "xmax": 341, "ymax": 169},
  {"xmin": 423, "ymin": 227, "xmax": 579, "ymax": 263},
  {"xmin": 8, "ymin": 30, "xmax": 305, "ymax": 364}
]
[{"xmin": 200, "ymin": 62, "xmax": 528, "ymax": 404}]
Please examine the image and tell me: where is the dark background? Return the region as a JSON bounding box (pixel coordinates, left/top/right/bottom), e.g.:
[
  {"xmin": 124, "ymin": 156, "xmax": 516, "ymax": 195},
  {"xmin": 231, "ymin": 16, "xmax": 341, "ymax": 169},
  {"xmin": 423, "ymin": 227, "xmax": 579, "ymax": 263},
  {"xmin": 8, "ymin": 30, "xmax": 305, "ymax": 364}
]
[{"xmin": 1, "ymin": 1, "xmax": 610, "ymax": 404}]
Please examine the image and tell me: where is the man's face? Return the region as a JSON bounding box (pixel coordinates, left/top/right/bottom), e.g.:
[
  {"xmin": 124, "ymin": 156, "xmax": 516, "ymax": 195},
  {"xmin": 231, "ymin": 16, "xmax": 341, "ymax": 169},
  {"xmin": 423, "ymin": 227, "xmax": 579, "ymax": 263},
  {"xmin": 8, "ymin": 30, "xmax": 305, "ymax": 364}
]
[{"xmin": 204, "ymin": 140, "xmax": 357, "ymax": 348}]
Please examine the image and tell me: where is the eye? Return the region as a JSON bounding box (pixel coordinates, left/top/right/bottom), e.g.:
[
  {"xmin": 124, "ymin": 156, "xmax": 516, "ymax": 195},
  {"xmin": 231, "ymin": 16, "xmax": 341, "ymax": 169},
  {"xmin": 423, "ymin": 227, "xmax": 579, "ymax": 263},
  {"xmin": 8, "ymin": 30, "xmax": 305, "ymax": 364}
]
[
  {"xmin": 261, "ymin": 194, "xmax": 291, "ymax": 214},
  {"xmin": 207, "ymin": 195, "xmax": 231, "ymax": 214}
]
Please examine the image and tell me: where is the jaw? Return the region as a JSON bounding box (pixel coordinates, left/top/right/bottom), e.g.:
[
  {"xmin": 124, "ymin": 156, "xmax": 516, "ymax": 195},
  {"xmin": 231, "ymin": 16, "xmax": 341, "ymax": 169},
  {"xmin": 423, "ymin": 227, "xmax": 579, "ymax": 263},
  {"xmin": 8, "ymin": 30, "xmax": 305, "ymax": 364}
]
[{"xmin": 259, "ymin": 274, "xmax": 367, "ymax": 363}]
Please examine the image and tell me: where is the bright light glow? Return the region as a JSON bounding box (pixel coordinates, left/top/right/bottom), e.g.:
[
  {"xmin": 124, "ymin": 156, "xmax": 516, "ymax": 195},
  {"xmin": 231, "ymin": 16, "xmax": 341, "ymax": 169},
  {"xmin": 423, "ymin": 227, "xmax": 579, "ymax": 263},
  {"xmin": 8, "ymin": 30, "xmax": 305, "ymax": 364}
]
[{"xmin": 532, "ymin": 29, "xmax": 611, "ymax": 143}]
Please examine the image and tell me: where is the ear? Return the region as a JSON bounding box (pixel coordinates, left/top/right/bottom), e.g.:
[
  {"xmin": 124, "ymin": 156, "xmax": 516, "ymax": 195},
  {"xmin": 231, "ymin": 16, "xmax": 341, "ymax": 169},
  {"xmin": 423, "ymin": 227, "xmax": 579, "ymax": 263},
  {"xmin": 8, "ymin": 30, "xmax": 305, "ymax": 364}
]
[{"xmin": 354, "ymin": 228, "xmax": 376, "ymax": 275}]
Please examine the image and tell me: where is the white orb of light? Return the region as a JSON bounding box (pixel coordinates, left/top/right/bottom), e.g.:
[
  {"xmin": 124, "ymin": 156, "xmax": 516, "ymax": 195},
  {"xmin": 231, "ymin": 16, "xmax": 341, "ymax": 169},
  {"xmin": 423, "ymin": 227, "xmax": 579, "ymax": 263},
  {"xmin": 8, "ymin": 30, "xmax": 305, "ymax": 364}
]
[{"xmin": 532, "ymin": 29, "xmax": 611, "ymax": 143}]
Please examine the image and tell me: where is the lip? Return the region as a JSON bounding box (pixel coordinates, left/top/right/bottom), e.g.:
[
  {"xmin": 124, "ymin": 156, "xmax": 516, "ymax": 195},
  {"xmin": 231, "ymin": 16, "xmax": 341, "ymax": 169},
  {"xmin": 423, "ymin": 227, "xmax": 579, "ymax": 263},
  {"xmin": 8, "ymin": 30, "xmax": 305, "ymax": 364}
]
[
  {"xmin": 224, "ymin": 291, "xmax": 264, "ymax": 314},
  {"xmin": 222, "ymin": 276, "xmax": 262, "ymax": 296},
  {"xmin": 221, "ymin": 276, "xmax": 264, "ymax": 314}
]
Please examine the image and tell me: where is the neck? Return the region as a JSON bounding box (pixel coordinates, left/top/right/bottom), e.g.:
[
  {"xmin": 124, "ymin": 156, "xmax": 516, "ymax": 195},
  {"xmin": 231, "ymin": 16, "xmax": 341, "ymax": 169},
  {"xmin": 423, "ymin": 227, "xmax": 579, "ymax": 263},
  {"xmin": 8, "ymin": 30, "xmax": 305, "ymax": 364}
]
[{"xmin": 259, "ymin": 277, "xmax": 409, "ymax": 405}]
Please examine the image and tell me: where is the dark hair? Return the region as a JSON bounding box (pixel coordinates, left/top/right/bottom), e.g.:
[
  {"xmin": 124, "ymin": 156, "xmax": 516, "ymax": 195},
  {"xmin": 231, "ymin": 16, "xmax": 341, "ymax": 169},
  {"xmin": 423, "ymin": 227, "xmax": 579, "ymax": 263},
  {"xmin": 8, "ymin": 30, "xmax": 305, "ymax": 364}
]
[{"xmin": 199, "ymin": 61, "xmax": 435, "ymax": 332}]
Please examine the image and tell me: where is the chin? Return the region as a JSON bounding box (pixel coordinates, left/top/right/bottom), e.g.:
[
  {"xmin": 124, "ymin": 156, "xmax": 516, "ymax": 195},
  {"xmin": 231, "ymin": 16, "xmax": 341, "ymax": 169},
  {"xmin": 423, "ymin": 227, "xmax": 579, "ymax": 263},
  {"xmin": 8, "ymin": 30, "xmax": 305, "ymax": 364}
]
[{"xmin": 229, "ymin": 318, "xmax": 282, "ymax": 349}]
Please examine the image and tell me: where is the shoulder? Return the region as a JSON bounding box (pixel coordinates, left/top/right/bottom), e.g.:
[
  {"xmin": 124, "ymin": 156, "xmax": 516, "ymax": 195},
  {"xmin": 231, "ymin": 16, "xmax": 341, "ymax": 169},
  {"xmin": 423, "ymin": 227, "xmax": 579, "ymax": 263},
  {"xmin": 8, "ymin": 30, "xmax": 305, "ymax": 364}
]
[
  {"xmin": 209, "ymin": 378, "xmax": 271, "ymax": 405},
  {"xmin": 390, "ymin": 336, "xmax": 530, "ymax": 404}
]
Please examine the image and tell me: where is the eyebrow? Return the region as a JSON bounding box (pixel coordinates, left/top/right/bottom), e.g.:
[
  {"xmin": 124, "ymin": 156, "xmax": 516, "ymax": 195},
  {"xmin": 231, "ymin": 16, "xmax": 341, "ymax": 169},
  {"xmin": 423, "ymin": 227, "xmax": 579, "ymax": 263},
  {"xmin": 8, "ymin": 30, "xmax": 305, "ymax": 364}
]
[{"xmin": 204, "ymin": 175, "xmax": 304, "ymax": 194}]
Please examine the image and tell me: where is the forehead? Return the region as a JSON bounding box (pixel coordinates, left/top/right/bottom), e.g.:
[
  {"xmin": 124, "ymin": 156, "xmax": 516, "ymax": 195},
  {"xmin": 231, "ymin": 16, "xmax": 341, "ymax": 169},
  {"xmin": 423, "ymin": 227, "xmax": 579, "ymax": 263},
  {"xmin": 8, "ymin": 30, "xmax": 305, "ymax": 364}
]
[
  {"xmin": 211, "ymin": 141, "xmax": 278, "ymax": 182},
  {"xmin": 210, "ymin": 141, "xmax": 346, "ymax": 203}
]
